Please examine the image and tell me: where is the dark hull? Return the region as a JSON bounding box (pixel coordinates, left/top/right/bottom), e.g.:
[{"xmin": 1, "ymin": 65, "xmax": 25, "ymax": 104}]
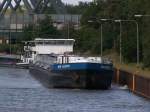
[
  {"xmin": 29, "ymin": 65, "xmax": 113, "ymax": 89},
  {"xmin": 15, "ymin": 64, "xmax": 29, "ymax": 69}
]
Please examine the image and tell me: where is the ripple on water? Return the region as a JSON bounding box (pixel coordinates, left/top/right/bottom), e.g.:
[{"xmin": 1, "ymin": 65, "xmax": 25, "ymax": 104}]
[{"xmin": 0, "ymin": 67, "xmax": 149, "ymax": 112}]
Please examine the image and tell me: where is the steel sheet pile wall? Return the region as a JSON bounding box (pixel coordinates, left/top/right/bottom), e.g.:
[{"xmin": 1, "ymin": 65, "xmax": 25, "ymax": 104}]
[{"xmin": 113, "ymin": 68, "xmax": 150, "ymax": 99}]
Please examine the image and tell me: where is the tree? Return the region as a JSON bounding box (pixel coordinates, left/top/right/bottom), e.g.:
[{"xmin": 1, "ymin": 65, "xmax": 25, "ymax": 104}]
[
  {"xmin": 22, "ymin": 24, "xmax": 35, "ymax": 41},
  {"xmin": 37, "ymin": 15, "xmax": 61, "ymax": 38},
  {"xmin": 22, "ymin": 15, "xmax": 61, "ymax": 40},
  {"xmin": 75, "ymin": 0, "xmax": 150, "ymax": 67}
]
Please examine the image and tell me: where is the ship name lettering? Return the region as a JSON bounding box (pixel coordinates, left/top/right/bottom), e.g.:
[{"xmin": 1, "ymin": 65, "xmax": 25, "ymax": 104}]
[{"xmin": 58, "ymin": 65, "xmax": 70, "ymax": 69}]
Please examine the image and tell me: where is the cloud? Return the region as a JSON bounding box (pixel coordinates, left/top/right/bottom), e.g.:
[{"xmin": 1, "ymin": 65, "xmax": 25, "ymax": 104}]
[
  {"xmin": 62, "ymin": 0, "xmax": 92, "ymax": 5},
  {"xmin": 0, "ymin": 0, "xmax": 93, "ymax": 5}
]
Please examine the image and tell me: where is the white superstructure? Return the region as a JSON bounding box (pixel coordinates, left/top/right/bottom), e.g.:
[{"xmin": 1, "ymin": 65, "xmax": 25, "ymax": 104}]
[
  {"xmin": 56, "ymin": 56, "xmax": 103, "ymax": 64},
  {"xmin": 21, "ymin": 38, "xmax": 75, "ymax": 64},
  {"xmin": 32, "ymin": 38, "xmax": 75, "ymax": 54}
]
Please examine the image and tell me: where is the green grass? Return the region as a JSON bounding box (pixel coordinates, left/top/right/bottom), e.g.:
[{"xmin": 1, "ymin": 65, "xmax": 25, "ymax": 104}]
[{"xmin": 103, "ymin": 50, "xmax": 150, "ymax": 79}]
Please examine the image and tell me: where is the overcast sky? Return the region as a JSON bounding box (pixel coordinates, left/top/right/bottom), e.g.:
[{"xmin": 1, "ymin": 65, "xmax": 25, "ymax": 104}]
[
  {"xmin": 0, "ymin": 0, "xmax": 93, "ymax": 5},
  {"xmin": 62, "ymin": 0, "xmax": 93, "ymax": 5}
]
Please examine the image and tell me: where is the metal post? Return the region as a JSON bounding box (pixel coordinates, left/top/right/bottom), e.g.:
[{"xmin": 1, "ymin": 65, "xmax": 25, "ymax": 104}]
[
  {"xmin": 115, "ymin": 19, "xmax": 140, "ymax": 65},
  {"xmin": 136, "ymin": 22, "xmax": 139, "ymax": 66},
  {"xmin": 115, "ymin": 20, "xmax": 122, "ymax": 63},
  {"xmin": 88, "ymin": 19, "xmax": 104, "ymax": 56},
  {"xmin": 134, "ymin": 14, "xmax": 150, "ymax": 65},
  {"xmin": 100, "ymin": 19, "xmax": 115, "ymax": 56},
  {"xmin": 119, "ymin": 21, "xmax": 122, "ymax": 64},
  {"xmin": 23, "ymin": 12, "xmax": 25, "ymax": 28},
  {"xmin": 100, "ymin": 23, "xmax": 103, "ymax": 56},
  {"xmin": 67, "ymin": 22, "xmax": 70, "ymax": 39},
  {"xmin": 9, "ymin": 14, "xmax": 12, "ymax": 54},
  {"xmin": 16, "ymin": 12, "xmax": 17, "ymax": 32}
]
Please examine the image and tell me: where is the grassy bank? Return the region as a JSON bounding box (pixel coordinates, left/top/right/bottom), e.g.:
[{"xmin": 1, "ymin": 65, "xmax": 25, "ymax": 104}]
[{"xmin": 103, "ymin": 50, "xmax": 150, "ymax": 79}]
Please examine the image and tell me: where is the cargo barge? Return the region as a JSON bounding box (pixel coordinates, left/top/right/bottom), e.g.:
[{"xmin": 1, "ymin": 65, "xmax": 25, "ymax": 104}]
[
  {"xmin": 30, "ymin": 54, "xmax": 113, "ymax": 89},
  {"xmin": 22, "ymin": 38, "xmax": 113, "ymax": 89}
]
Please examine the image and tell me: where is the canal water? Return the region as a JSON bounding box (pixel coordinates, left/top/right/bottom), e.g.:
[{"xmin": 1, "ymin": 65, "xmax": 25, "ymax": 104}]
[{"xmin": 0, "ymin": 67, "xmax": 149, "ymax": 112}]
